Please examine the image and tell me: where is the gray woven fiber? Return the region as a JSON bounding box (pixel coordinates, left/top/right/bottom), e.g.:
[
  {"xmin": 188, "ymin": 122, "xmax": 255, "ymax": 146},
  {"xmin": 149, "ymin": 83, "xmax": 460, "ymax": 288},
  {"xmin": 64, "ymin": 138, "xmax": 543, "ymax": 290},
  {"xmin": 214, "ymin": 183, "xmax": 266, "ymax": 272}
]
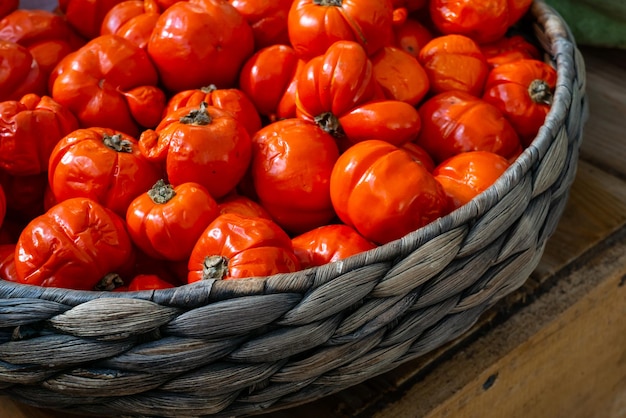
[{"xmin": 0, "ymin": 1, "xmax": 587, "ymax": 416}]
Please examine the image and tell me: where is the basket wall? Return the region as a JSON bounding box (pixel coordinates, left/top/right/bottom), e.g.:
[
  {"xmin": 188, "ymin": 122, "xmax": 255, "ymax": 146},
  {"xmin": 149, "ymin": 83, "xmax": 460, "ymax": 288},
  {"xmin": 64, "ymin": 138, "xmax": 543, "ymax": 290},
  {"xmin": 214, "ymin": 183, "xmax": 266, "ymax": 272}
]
[{"xmin": 0, "ymin": 1, "xmax": 588, "ymax": 417}]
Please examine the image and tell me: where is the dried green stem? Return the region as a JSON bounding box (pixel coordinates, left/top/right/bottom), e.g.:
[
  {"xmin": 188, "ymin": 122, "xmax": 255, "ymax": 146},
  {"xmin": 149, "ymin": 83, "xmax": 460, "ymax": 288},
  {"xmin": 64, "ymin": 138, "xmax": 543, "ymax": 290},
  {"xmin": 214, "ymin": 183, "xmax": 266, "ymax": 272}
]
[
  {"xmin": 180, "ymin": 101, "xmax": 212, "ymax": 125},
  {"xmin": 95, "ymin": 273, "xmax": 126, "ymax": 291},
  {"xmin": 202, "ymin": 256, "xmax": 229, "ymax": 280},
  {"xmin": 103, "ymin": 134, "xmax": 133, "ymax": 153},
  {"xmin": 529, "ymin": 79, "xmax": 553, "ymax": 105},
  {"xmin": 148, "ymin": 179, "xmax": 176, "ymax": 204},
  {"xmin": 314, "ymin": 112, "xmax": 345, "ymax": 138},
  {"xmin": 314, "ymin": 0, "xmax": 342, "ymax": 5},
  {"xmin": 201, "ymin": 85, "xmax": 218, "ymax": 94}
]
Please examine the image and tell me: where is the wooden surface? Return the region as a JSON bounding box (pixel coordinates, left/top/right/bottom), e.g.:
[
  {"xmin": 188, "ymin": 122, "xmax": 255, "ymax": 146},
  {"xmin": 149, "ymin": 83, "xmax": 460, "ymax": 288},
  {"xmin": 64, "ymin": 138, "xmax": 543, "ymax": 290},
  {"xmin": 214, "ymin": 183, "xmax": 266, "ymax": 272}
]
[{"xmin": 1, "ymin": 46, "xmax": 625, "ymax": 418}]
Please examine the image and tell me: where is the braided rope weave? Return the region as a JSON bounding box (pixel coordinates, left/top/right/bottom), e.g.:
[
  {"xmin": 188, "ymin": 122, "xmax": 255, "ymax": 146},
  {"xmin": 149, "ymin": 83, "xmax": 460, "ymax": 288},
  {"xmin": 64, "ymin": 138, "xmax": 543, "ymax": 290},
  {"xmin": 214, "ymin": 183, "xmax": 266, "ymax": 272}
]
[{"xmin": 0, "ymin": 1, "xmax": 587, "ymax": 416}]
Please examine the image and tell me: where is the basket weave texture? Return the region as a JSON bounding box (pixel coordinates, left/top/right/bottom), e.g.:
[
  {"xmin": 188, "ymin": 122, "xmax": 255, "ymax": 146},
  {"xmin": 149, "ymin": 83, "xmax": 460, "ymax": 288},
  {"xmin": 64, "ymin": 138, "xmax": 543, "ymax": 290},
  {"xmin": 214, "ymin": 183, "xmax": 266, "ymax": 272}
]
[{"xmin": 0, "ymin": 1, "xmax": 588, "ymax": 416}]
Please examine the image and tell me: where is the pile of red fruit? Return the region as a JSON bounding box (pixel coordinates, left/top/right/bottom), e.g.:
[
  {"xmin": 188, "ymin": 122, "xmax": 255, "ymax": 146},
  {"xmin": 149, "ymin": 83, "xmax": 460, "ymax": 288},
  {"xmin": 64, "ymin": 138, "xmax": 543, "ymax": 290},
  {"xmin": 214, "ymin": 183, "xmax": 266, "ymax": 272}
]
[{"xmin": 0, "ymin": 0, "xmax": 557, "ymax": 291}]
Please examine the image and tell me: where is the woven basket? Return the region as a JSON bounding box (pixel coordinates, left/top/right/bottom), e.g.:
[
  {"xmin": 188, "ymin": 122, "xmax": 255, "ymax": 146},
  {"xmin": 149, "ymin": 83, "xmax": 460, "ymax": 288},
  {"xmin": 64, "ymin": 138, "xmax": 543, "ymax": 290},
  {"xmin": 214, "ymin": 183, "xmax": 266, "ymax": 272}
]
[{"xmin": 0, "ymin": 1, "xmax": 587, "ymax": 417}]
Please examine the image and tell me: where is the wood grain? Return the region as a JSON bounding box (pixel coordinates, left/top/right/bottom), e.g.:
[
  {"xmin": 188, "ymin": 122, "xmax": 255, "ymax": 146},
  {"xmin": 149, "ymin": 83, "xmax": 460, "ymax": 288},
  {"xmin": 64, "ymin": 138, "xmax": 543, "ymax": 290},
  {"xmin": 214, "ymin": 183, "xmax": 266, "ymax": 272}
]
[
  {"xmin": 532, "ymin": 160, "xmax": 626, "ymax": 279},
  {"xmin": 0, "ymin": 397, "xmax": 79, "ymax": 418},
  {"xmin": 578, "ymin": 47, "xmax": 626, "ymax": 179}
]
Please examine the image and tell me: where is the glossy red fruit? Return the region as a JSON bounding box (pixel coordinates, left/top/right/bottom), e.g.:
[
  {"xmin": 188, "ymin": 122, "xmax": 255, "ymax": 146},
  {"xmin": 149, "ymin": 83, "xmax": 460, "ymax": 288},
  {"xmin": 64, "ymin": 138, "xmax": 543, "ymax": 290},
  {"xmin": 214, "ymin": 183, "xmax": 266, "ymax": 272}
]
[
  {"xmin": 416, "ymin": 91, "xmax": 522, "ymax": 164},
  {"xmin": 330, "ymin": 139, "xmax": 449, "ymax": 244},
  {"xmin": 291, "ymin": 224, "xmax": 376, "ymax": 269},
  {"xmin": 15, "ymin": 197, "xmax": 134, "ymax": 290}
]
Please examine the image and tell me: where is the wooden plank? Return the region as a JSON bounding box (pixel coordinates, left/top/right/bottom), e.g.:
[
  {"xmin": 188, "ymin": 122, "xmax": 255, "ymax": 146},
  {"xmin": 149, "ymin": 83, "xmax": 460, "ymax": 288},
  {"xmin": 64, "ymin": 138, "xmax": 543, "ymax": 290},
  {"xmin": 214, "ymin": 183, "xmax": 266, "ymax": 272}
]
[
  {"xmin": 0, "ymin": 397, "xmax": 78, "ymax": 418},
  {"xmin": 578, "ymin": 46, "xmax": 626, "ymax": 178},
  {"xmin": 0, "ymin": 399, "xmax": 39, "ymax": 418},
  {"xmin": 370, "ymin": 229, "xmax": 626, "ymax": 418},
  {"xmin": 532, "ymin": 160, "xmax": 626, "ymax": 279},
  {"xmin": 0, "ymin": 400, "xmax": 95, "ymax": 418}
]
